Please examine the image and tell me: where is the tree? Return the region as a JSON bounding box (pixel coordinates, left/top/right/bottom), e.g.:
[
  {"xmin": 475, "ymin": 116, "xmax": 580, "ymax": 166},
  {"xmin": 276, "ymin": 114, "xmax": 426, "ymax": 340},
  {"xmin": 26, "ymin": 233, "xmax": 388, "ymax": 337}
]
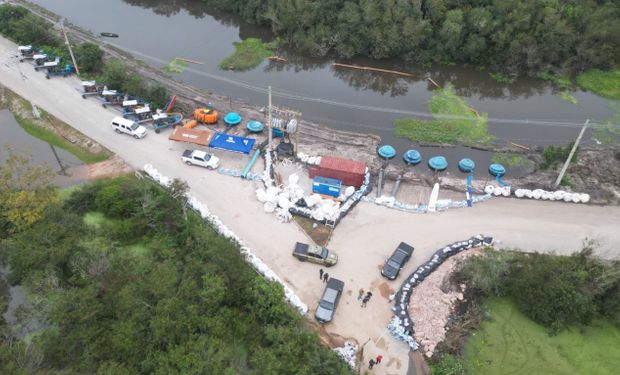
[
  {"xmin": 0, "ymin": 148, "xmax": 56, "ymax": 235},
  {"xmin": 75, "ymin": 43, "xmax": 103, "ymax": 73}
]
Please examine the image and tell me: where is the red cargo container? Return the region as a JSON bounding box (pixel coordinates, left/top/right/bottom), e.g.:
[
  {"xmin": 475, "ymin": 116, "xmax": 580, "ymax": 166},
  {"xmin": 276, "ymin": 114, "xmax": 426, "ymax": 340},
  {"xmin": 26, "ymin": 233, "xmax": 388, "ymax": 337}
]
[{"xmin": 311, "ymin": 156, "xmax": 366, "ymax": 188}]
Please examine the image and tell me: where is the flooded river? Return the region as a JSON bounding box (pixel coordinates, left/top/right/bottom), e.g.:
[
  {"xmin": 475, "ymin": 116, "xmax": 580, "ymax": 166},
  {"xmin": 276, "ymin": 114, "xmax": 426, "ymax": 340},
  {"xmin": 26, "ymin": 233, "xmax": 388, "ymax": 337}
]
[{"xmin": 26, "ymin": 0, "xmax": 615, "ymax": 174}]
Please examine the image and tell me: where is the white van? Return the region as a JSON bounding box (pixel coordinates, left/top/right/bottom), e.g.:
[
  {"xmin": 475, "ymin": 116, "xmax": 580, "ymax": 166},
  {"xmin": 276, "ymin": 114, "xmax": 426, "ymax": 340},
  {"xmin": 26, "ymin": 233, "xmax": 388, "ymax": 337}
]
[{"xmin": 111, "ymin": 116, "xmax": 147, "ymax": 139}]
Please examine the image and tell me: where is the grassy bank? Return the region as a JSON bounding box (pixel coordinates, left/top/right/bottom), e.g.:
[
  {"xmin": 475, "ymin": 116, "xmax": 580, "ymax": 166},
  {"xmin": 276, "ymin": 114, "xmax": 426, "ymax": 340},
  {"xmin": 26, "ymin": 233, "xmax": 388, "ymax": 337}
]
[
  {"xmin": 465, "ymin": 299, "xmax": 620, "ymax": 375},
  {"xmin": 395, "ymin": 86, "xmax": 492, "ymax": 145},
  {"xmin": 576, "ymin": 70, "xmax": 620, "ymax": 100},
  {"xmin": 1, "ymin": 86, "xmax": 111, "ymax": 164},
  {"xmin": 14, "ymin": 113, "xmax": 110, "ymax": 164},
  {"xmin": 219, "ymin": 38, "xmax": 276, "ymax": 71}
]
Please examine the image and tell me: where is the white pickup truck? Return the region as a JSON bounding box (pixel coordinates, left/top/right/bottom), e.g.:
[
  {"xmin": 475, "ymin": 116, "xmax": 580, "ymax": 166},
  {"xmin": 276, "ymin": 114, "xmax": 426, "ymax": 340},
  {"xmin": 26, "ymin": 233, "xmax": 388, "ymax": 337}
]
[
  {"xmin": 111, "ymin": 116, "xmax": 147, "ymax": 139},
  {"xmin": 182, "ymin": 150, "xmax": 219, "ymax": 170}
]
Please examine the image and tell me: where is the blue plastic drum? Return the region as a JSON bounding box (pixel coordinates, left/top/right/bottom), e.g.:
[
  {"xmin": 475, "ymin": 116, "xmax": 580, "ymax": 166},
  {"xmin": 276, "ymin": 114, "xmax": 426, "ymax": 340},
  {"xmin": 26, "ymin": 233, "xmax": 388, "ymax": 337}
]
[
  {"xmin": 428, "ymin": 156, "xmax": 448, "ymax": 171},
  {"xmin": 403, "ymin": 149, "xmax": 422, "ymax": 165},
  {"xmin": 378, "ymin": 145, "xmax": 396, "ymax": 159},
  {"xmin": 458, "ymin": 158, "xmax": 475, "ymax": 173}
]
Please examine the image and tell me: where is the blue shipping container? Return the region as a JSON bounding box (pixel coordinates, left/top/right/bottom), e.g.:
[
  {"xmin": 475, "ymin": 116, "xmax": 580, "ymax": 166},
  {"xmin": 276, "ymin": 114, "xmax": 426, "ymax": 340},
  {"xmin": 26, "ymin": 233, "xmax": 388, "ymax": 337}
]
[{"xmin": 312, "ymin": 176, "xmax": 342, "ymax": 197}]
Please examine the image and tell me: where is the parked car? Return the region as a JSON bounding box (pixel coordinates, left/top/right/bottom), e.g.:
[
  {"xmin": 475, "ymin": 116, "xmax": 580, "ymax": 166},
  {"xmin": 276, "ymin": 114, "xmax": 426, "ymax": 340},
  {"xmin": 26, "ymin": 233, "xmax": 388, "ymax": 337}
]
[
  {"xmin": 381, "ymin": 242, "xmax": 415, "ymax": 280},
  {"xmin": 111, "ymin": 116, "xmax": 147, "ymax": 139},
  {"xmin": 292, "ymin": 242, "xmax": 338, "ymax": 266},
  {"xmin": 182, "ymin": 149, "xmax": 220, "ymax": 169},
  {"xmin": 315, "ymin": 278, "xmax": 344, "ymax": 323}
]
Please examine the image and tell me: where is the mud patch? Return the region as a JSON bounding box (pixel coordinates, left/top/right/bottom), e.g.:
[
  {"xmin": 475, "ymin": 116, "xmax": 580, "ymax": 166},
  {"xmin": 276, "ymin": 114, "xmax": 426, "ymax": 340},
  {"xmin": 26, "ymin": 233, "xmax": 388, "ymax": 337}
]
[{"xmin": 378, "ymin": 281, "xmax": 394, "ymax": 299}]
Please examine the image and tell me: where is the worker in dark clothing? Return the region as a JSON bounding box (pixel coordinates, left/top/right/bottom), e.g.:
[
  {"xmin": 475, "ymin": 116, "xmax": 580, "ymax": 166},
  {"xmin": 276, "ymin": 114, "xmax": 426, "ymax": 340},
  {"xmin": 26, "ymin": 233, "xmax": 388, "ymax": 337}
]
[
  {"xmin": 361, "ymin": 295, "xmax": 370, "ymax": 307},
  {"xmin": 319, "ymin": 268, "xmax": 324, "ymax": 280},
  {"xmin": 323, "ymin": 272, "xmax": 329, "ymax": 283},
  {"xmin": 365, "ymin": 291, "xmax": 373, "ymax": 301},
  {"xmin": 368, "ymin": 358, "xmax": 376, "ymax": 369}
]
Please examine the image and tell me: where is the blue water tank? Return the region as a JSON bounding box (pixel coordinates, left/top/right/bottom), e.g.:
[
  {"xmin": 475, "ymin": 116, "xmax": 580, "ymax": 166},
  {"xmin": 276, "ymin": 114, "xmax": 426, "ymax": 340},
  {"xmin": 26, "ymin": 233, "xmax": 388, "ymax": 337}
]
[
  {"xmin": 458, "ymin": 158, "xmax": 475, "ymax": 173},
  {"xmin": 378, "ymin": 145, "xmax": 396, "ymax": 159},
  {"xmin": 488, "ymin": 163, "xmax": 506, "ymax": 177},
  {"xmin": 224, "ymin": 112, "xmax": 241, "ymax": 125},
  {"xmin": 403, "ymin": 149, "xmax": 422, "ymax": 165},
  {"xmin": 247, "ymin": 120, "xmax": 264, "ymax": 132},
  {"xmin": 428, "ymin": 156, "xmax": 448, "ymax": 171},
  {"xmin": 312, "ymin": 176, "xmax": 342, "ymax": 197}
]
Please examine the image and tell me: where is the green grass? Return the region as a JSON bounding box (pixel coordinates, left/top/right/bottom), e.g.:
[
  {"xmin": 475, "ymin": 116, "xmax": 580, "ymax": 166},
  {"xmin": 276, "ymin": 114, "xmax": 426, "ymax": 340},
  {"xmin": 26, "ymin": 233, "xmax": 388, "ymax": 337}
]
[
  {"xmin": 537, "ymin": 71, "xmax": 573, "ymax": 90},
  {"xmin": 395, "ymin": 85, "xmax": 492, "ymax": 145},
  {"xmin": 489, "ymin": 72, "xmax": 515, "ymax": 84},
  {"xmin": 13, "ymin": 113, "xmax": 110, "ymax": 164},
  {"xmin": 57, "ymin": 185, "xmax": 82, "ymax": 201},
  {"xmin": 465, "ymin": 299, "xmax": 620, "ymax": 375},
  {"xmin": 83, "ymin": 212, "xmax": 113, "ymax": 229},
  {"xmin": 491, "ymin": 153, "xmax": 529, "ymax": 168},
  {"xmin": 219, "ymin": 38, "xmax": 276, "ymax": 71},
  {"xmin": 161, "ymin": 58, "xmax": 188, "ymax": 74},
  {"xmin": 576, "ymin": 69, "xmax": 620, "ymax": 100},
  {"xmin": 558, "ymin": 90, "xmax": 578, "ymax": 105}
]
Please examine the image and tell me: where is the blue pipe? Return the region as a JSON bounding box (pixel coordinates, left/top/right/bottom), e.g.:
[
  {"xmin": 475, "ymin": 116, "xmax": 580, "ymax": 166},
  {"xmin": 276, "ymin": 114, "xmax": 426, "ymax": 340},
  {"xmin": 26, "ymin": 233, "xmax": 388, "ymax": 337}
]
[{"xmin": 241, "ymin": 149, "xmax": 261, "ymax": 179}]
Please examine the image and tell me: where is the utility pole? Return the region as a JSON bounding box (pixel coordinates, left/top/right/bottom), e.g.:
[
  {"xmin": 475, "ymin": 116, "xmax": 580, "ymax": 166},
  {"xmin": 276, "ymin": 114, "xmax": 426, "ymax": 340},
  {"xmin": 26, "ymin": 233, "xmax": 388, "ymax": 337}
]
[
  {"xmin": 554, "ymin": 119, "xmax": 589, "ymax": 187},
  {"xmin": 61, "ymin": 21, "xmax": 80, "ymax": 76},
  {"xmin": 267, "ymin": 85, "xmax": 272, "ymax": 150}
]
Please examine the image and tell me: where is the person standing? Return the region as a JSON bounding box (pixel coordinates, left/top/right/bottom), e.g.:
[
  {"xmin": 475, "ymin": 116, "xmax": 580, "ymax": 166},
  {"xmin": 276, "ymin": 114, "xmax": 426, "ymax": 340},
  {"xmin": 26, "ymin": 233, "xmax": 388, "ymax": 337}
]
[
  {"xmin": 368, "ymin": 358, "xmax": 376, "ymax": 369},
  {"xmin": 319, "ymin": 268, "xmax": 324, "ymax": 280},
  {"xmin": 357, "ymin": 288, "xmax": 364, "ymax": 300},
  {"xmin": 361, "ymin": 295, "xmax": 369, "ymax": 307},
  {"xmin": 365, "ymin": 291, "xmax": 373, "ymax": 302},
  {"xmin": 375, "ymin": 355, "xmax": 383, "ymax": 365},
  {"xmin": 323, "ymin": 272, "xmax": 329, "ymax": 283}
]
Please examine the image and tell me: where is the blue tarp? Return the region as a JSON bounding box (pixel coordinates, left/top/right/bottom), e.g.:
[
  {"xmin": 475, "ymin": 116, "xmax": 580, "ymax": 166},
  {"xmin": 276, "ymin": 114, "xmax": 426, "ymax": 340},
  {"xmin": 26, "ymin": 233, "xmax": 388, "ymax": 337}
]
[{"xmin": 209, "ymin": 132, "xmax": 255, "ymax": 154}]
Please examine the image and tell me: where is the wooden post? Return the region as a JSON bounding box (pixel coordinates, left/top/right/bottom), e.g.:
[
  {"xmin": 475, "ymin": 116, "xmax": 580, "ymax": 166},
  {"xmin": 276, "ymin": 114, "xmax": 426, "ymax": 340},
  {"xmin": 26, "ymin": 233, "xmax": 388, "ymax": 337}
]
[
  {"xmin": 267, "ymin": 86, "xmax": 272, "ymax": 151},
  {"xmin": 554, "ymin": 119, "xmax": 589, "ymax": 187},
  {"xmin": 61, "ymin": 22, "xmax": 79, "ymax": 76}
]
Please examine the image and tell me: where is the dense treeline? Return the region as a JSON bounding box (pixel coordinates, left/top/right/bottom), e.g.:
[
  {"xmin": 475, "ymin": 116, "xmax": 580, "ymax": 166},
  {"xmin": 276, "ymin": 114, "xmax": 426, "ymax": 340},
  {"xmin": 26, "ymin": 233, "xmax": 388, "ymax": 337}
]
[
  {"xmin": 188, "ymin": 0, "xmax": 619, "ymax": 74},
  {"xmin": 454, "ymin": 247, "xmax": 620, "ymax": 334},
  {"xmin": 0, "ymin": 176, "xmax": 352, "ymax": 374}
]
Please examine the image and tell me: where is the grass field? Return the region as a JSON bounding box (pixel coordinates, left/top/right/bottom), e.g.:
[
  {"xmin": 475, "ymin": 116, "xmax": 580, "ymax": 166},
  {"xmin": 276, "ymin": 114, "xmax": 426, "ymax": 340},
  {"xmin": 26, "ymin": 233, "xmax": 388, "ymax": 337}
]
[
  {"xmin": 465, "ymin": 299, "xmax": 620, "ymax": 375},
  {"xmin": 576, "ymin": 69, "xmax": 620, "ymax": 100},
  {"xmin": 219, "ymin": 38, "xmax": 276, "ymax": 71},
  {"xmin": 394, "ymin": 86, "xmax": 492, "ymax": 145}
]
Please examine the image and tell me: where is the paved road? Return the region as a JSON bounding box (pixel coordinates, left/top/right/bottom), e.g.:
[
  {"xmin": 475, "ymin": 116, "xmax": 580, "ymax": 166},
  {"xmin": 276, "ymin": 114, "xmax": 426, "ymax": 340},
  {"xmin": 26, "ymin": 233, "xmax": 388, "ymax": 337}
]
[{"xmin": 2, "ymin": 36, "xmax": 619, "ymax": 375}]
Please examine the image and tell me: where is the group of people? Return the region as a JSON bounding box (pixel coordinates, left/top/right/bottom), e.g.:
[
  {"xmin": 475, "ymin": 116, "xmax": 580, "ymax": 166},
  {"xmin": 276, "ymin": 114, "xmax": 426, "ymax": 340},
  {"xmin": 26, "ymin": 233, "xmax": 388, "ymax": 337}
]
[
  {"xmin": 319, "ymin": 268, "xmax": 329, "ymax": 283},
  {"xmin": 357, "ymin": 288, "xmax": 373, "ymax": 307},
  {"xmin": 317, "ymin": 269, "xmax": 383, "ymax": 370},
  {"xmin": 368, "ymin": 354, "xmax": 383, "ymax": 369}
]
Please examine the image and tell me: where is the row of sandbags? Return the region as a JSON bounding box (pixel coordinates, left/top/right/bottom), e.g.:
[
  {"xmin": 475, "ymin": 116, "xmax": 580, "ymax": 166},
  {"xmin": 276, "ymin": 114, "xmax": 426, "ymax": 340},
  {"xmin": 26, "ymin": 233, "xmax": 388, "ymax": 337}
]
[
  {"xmin": 143, "ymin": 164, "xmax": 308, "ymax": 315},
  {"xmin": 388, "ymin": 235, "xmax": 494, "ymax": 350},
  {"xmin": 333, "ymin": 341, "xmax": 358, "ymax": 369},
  {"xmin": 369, "ymin": 193, "xmax": 492, "ymax": 213},
  {"xmin": 484, "ymin": 185, "xmax": 590, "ymax": 203},
  {"xmin": 514, "ymin": 188, "xmax": 590, "ymax": 203},
  {"xmin": 296, "ymin": 152, "xmax": 321, "ymax": 166}
]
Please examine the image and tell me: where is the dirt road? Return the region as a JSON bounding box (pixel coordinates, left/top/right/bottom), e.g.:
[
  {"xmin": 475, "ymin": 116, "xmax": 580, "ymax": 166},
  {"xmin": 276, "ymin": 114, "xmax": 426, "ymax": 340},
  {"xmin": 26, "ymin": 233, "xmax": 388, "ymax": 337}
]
[{"xmin": 1, "ymin": 36, "xmax": 619, "ymax": 375}]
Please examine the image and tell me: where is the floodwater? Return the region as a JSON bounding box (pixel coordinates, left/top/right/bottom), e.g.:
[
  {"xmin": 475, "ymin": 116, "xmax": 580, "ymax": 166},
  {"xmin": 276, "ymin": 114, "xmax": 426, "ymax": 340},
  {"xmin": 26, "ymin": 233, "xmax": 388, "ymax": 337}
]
[
  {"xmin": 27, "ymin": 0, "xmax": 615, "ymax": 174},
  {"xmin": 0, "ymin": 109, "xmax": 82, "ymax": 186}
]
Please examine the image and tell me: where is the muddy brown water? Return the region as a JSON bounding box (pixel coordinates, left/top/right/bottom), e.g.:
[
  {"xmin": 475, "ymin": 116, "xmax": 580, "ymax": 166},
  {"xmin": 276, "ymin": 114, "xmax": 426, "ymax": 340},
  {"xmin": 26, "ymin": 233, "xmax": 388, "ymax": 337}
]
[
  {"xmin": 27, "ymin": 0, "xmax": 616, "ymax": 176},
  {"xmin": 0, "ymin": 109, "xmax": 83, "ymax": 187}
]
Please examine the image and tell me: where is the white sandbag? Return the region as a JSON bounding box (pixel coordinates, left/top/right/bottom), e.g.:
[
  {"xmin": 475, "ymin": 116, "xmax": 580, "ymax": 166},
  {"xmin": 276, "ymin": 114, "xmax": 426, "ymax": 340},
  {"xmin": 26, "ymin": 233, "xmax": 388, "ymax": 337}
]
[
  {"xmin": 580, "ymin": 193, "xmax": 590, "ymax": 203},
  {"xmin": 493, "ymin": 187, "xmax": 503, "ymax": 196},
  {"xmin": 541, "ymin": 191, "xmax": 551, "ymax": 200},
  {"xmin": 485, "ymin": 185, "xmax": 495, "ymax": 194},
  {"xmin": 288, "ymin": 174, "xmax": 299, "ymax": 185},
  {"xmin": 256, "ymin": 189, "xmax": 267, "ymax": 202},
  {"xmin": 515, "ymin": 189, "xmax": 525, "ymax": 198},
  {"xmin": 571, "ymin": 193, "xmax": 581, "ymax": 203},
  {"xmin": 264, "ymin": 201, "xmax": 276, "ymax": 213},
  {"xmin": 532, "ymin": 189, "xmax": 543, "ymax": 199},
  {"xmin": 524, "ymin": 189, "xmax": 533, "ymax": 198},
  {"xmin": 501, "ymin": 187, "xmax": 511, "ymax": 197},
  {"xmin": 345, "ymin": 186, "xmax": 355, "ymax": 197},
  {"xmin": 563, "ymin": 194, "xmax": 572, "ymax": 202},
  {"xmin": 277, "ymin": 195, "xmax": 293, "ymax": 210}
]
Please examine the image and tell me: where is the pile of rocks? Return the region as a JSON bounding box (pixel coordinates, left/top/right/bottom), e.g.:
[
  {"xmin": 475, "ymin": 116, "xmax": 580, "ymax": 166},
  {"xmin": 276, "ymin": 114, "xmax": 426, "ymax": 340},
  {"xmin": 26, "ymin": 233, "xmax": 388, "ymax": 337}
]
[{"xmin": 388, "ymin": 235, "xmax": 494, "ymax": 350}]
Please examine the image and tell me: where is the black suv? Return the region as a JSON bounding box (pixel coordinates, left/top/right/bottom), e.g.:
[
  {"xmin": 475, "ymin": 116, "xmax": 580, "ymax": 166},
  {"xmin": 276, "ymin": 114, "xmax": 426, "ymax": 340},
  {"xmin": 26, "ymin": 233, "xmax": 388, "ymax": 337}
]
[{"xmin": 381, "ymin": 242, "xmax": 415, "ymax": 280}]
